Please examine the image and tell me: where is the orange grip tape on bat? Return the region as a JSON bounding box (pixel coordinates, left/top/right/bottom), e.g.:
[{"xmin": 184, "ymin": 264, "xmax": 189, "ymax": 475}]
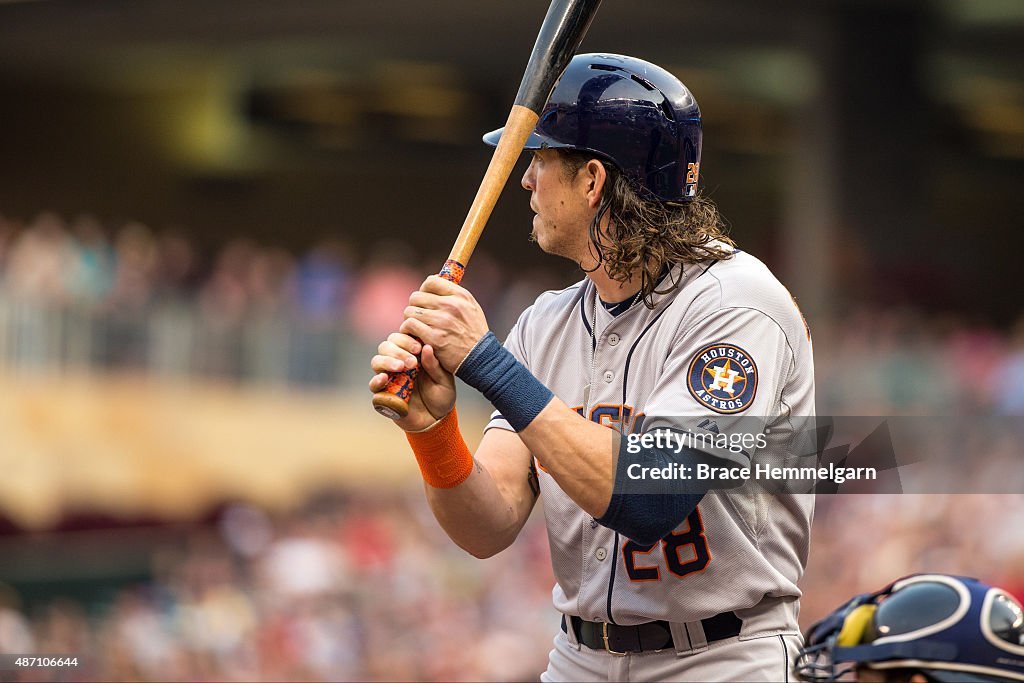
[{"xmin": 372, "ymin": 259, "xmax": 465, "ymax": 420}]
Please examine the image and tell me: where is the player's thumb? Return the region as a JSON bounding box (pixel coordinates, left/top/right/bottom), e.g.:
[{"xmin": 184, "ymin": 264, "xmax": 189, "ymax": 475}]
[{"xmin": 420, "ymin": 345, "xmax": 454, "ymax": 387}]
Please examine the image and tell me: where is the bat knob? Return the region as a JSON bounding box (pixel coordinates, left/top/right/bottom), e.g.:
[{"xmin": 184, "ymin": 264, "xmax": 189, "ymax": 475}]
[{"xmin": 373, "ymin": 392, "xmax": 411, "ymax": 420}]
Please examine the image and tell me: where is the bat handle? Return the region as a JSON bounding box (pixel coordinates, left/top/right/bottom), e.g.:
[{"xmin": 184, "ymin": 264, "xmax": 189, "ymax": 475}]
[{"xmin": 372, "ymin": 259, "xmax": 466, "ymax": 419}]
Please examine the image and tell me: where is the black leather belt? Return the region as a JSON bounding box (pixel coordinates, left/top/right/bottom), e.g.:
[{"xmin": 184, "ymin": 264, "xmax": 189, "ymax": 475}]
[{"xmin": 561, "ymin": 611, "xmax": 743, "ymax": 656}]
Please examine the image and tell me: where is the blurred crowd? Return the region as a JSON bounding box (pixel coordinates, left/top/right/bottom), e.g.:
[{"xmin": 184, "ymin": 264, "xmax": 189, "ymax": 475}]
[
  {"xmin": 0, "ymin": 211, "xmax": 560, "ymax": 386},
  {"xmin": 1, "ymin": 209, "xmax": 1023, "ymax": 682},
  {"xmin": 803, "ymin": 493, "xmax": 1024, "ymax": 628},
  {"xmin": 0, "ymin": 495, "xmax": 559, "ymax": 682},
  {"xmin": 3, "ymin": 210, "xmax": 1024, "ymax": 412},
  {"xmin": 0, "ymin": 491, "xmax": 1021, "ymax": 683},
  {"xmin": 814, "ymin": 307, "xmax": 1024, "ymax": 416}
]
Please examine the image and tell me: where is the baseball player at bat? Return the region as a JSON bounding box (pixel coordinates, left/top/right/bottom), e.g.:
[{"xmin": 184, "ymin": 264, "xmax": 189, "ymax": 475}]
[{"xmin": 369, "ymin": 53, "xmax": 815, "ymax": 681}]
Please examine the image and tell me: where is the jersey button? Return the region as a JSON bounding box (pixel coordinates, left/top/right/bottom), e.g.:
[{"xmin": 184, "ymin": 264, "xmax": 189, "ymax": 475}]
[
  {"xmin": 595, "ymin": 547, "xmax": 608, "ymax": 561},
  {"xmin": 603, "ymin": 371, "xmax": 614, "ymax": 383},
  {"xmin": 607, "ymin": 333, "xmax": 620, "ymax": 346}
]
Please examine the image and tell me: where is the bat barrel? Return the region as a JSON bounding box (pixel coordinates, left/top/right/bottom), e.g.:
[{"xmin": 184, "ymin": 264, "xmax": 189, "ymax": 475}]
[{"xmin": 514, "ymin": 0, "xmax": 603, "ymax": 114}]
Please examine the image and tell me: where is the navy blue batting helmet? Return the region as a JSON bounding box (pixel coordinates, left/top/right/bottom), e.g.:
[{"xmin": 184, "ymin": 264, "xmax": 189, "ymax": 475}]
[
  {"xmin": 795, "ymin": 574, "xmax": 1024, "ymax": 682},
  {"xmin": 483, "ymin": 53, "xmax": 702, "ymax": 202}
]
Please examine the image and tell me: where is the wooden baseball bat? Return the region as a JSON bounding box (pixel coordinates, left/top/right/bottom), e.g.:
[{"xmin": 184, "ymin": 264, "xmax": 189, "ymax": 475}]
[{"xmin": 373, "ymin": 0, "xmax": 602, "ymax": 420}]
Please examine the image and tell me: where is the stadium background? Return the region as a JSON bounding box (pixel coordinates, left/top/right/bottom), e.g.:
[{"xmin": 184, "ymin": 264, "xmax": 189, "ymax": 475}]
[{"xmin": 1, "ymin": 0, "xmax": 1023, "ymax": 680}]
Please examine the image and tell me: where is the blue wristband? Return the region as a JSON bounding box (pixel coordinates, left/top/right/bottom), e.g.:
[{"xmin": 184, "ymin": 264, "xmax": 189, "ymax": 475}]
[{"xmin": 456, "ymin": 332, "xmax": 554, "ymax": 432}]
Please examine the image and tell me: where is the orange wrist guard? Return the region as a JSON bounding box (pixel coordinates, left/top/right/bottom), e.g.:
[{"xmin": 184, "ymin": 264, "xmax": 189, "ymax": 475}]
[{"xmin": 405, "ymin": 408, "xmax": 474, "ymax": 489}]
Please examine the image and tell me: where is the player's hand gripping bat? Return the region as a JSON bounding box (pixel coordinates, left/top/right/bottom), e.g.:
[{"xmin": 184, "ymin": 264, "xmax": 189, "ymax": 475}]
[{"xmin": 372, "ymin": 0, "xmax": 602, "ymax": 420}]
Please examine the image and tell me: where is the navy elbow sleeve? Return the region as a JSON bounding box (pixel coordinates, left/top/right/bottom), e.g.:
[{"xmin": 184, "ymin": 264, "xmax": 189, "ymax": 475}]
[
  {"xmin": 595, "ymin": 434, "xmax": 718, "ymax": 544},
  {"xmin": 597, "ymin": 489, "xmax": 703, "ymax": 546}
]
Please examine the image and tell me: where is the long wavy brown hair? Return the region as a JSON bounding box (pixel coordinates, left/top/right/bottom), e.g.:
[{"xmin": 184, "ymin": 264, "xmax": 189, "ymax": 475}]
[{"xmin": 560, "ymin": 150, "xmax": 735, "ymax": 307}]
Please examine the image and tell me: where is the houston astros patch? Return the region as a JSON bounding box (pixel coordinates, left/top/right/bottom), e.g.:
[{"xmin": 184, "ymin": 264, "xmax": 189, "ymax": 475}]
[{"xmin": 687, "ymin": 343, "xmax": 758, "ymax": 414}]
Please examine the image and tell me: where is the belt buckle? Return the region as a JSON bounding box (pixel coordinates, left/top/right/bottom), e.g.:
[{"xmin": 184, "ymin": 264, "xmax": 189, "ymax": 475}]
[{"xmin": 602, "ymin": 622, "xmax": 628, "ymax": 657}]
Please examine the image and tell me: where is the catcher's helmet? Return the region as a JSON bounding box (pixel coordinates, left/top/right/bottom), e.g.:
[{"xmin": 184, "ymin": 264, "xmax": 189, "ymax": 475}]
[
  {"xmin": 483, "ymin": 53, "xmax": 702, "ymax": 202},
  {"xmin": 795, "ymin": 574, "xmax": 1024, "ymax": 683}
]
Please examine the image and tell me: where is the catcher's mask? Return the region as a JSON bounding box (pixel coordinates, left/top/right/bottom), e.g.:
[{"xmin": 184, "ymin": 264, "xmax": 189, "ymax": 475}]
[{"xmin": 795, "ymin": 574, "xmax": 1024, "ymax": 683}]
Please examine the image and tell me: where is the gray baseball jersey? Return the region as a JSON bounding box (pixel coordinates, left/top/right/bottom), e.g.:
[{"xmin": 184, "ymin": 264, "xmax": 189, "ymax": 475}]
[{"xmin": 486, "ymin": 246, "xmax": 815, "ymax": 629}]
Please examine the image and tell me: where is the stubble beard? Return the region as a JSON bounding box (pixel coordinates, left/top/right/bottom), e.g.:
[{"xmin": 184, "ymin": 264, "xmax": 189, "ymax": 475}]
[
  {"xmin": 531, "ymin": 221, "xmax": 597, "ymax": 274},
  {"xmin": 530, "ymin": 220, "xmax": 570, "ymax": 260}
]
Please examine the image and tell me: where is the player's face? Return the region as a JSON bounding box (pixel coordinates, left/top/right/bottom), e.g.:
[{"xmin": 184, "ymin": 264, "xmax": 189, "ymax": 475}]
[{"xmin": 521, "ymin": 149, "xmax": 600, "ymax": 265}]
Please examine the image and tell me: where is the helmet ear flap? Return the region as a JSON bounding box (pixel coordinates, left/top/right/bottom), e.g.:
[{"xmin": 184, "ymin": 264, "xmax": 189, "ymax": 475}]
[{"xmin": 837, "ymin": 604, "xmax": 878, "ymax": 647}]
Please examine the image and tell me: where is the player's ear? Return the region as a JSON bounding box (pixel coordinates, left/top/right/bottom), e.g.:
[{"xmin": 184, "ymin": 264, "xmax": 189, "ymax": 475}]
[{"xmin": 583, "ymin": 159, "xmax": 607, "ymax": 208}]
